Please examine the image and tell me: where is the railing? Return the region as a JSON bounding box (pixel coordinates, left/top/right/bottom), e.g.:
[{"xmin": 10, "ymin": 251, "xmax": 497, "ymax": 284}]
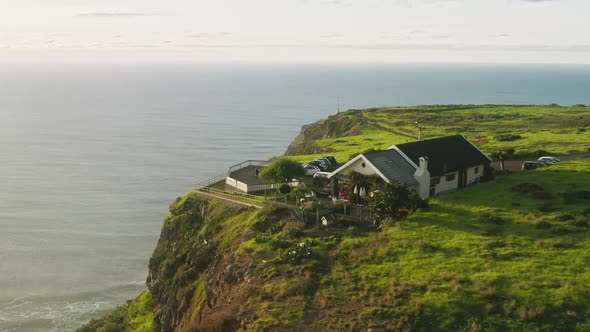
[
  {"xmin": 196, "ymin": 172, "xmax": 229, "ymax": 188},
  {"xmin": 228, "ymin": 160, "xmax": 269, "ymax": 173},
  {"xmin": 195, "ymin": 185, "xmax": 266, "ymax": 206},
  {"xmin": 196, "ymin": 160, "xmax": 270, "ymax": 189}
]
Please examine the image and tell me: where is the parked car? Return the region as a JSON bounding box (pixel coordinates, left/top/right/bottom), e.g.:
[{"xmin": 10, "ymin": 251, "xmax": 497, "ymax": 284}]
[
  {"xmin": 308, "ymin": 160, "xmax": 328, "ymax": 171},
  {"xmin": 538, "ymin": 156, "xmax": 560, "ymax": 164},
  {"xmin": 537, "ymin": 157, "xmax": 556, "ymax": 165},
  {"xmin": 302, "ymin": 163, "xmax": 321, "ymax": 176},
  {"xmin": 322, "ymin": 156, "xmax": 338, "ymax": 166},
  {"xmin": 522, "ymin": 161, "xmax": 547, "ymax": 171},
  {"xmin": 318, "ymin": 157, "xmax": 334, "ymax": 168}
]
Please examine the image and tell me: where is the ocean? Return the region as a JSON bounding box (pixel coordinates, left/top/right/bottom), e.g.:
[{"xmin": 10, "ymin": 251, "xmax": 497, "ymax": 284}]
[{"xmin": 1, "ymin": 62, "xmax": 589, "ymax": 331}]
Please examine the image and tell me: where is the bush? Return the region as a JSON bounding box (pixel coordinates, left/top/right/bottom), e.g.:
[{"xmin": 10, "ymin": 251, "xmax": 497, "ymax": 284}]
[
  {"xmin": 535, "ymin": 220, "xmax": 552, "ymax": 229},
  {"xmin": 479, "ymin": 212, "xmax": 506, "ymax": 225},
  {"xmin": 368, "ymin": 181, "xmax": 424, "ymax": 224},
  {"xmin": 344, "ymin": 226, "xmax": 360, "ymax": 237},
  {"xmin": 512, "ymin": 183, "xmax": 544, "ymax": 194},
  {"xmin": 538, "ymin": 203, "xmax": 556, "ymax": 212},
  {"xmin": 559, "ymin": 190, "xmax": 590, "ymax": 204},
  {"xmin": 495, "ymin": 134, "xmax": 523, "ymax": 141},
  {"xmin": 278, "ymin": 183, "xmax": 292, "ymax": 195},
  {"xmin": 555, "ymin": 213, "xmax": 576, "ymax": 222},
  {"xmin": 270, "ymin": 238, "xmax": 290, "ymax": 249},
  {"xmin": 275, "ymin": 239, "xmax": 314, "ymax": 265},
  {"xmin": 530, "ymin": 191, "xmax": 553, "ymax": 200},
  {"xmin": 569, "ymin": 220, "xmax": 588, "ymax": 228}
]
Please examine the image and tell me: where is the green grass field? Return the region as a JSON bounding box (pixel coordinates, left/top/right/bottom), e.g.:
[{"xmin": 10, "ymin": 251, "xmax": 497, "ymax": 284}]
[
  {"xmin": 288, "ymin": 105, "xmax": 590, "ymax": 164},
  {"xmin": 240, "ymin": 158, "xmax": 590, "ymax": 331}
]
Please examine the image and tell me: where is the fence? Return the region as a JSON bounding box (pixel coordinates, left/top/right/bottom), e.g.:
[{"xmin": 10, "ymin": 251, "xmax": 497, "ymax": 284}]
[{"xmin": 195, "ymin": 184, "xmax": 266, "ymax": 207}]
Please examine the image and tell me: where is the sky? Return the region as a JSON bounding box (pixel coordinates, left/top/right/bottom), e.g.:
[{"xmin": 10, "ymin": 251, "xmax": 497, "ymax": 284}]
[{"xmin": 1, "ymin": 0, "xmax": 589, "ymax": 63}]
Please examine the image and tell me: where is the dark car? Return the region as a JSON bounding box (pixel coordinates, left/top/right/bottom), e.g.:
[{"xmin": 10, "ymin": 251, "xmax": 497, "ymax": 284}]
[
  {"xmin": 522, "ymin": 161, "xmax": 547, "ymax": 171},
  {"xmin": 322, "ymin": 156, "xmax": 338, "ymax": 166},
  {"xmin": 318, "ymin": 157, "xmax": 334, "ymax": 168},
  {"xmin": 308, "ymin": 160, "xmax": 328, "ymax": 171}
]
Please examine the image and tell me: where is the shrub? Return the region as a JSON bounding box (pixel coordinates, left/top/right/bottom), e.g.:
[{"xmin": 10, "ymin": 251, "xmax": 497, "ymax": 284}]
[
  {"xmin": 538, "ymin": 203, "xmax": 556, "ymax": 212},
  {"xmin": 479, "ymin": 212, "xmax": 506, "ymax": 225},
  {"xmin": 535, "ymin": 239, "xmax": 575, "ymax": 249},
  {"xmin": 535, "ymin": 220, "xmax": 552, "ymax": 229},
  {"xmin": 278, "ymin": 183, "xmax": 292, "ymax": 195},
  {"xmin": 530, "ymin": 191, "xmax": 553, "ymax": 200},
  {"xmin": 275, "ymin": 239, "xmax": 314, "ymax": 265},
  {"xmin": 555, "ymin": 213, "xmax": 576, "ymax": 222},
  {"xmin": 559, "ymin": 190, "xmax": 590, "ymax": 204},
  {"xmin": 344, "ymin": 226, "xmax": 360, "ymax": 237},
  {"xmin": 511, "ymin": 183, "xmax": 544, "ymax": 194},
  {"xmin": 270, "ymin": 238, "xmax": 290, "ymax": 249},
  {"xmin": 569, "ymin": 219, "xmax": 588, "ymax": 228},
  {"xmin": 495, "ymin": 134, "xmax": 522, "ymax": 141},
  {"xmin": 368, "ymin": 181, "xmax": 424, "ymax": 225},
  {"xmin": 288, "ymin": 227, "xmax": 304, "ymax": 238}
]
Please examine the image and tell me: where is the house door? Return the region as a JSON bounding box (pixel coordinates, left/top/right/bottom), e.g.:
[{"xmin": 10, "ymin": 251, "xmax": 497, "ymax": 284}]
[{"xmin": 458, "ymin": 169, "xmax": 468, "ymax": 189}]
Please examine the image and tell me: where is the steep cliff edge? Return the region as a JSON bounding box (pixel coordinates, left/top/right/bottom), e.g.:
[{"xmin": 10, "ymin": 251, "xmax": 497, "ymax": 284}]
[{"xmin": 284, "ymin": 111, "xmax": 364, "ymax": 156}]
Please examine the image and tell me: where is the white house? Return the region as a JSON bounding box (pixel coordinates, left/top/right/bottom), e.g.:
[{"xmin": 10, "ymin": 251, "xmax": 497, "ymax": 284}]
[{"xmin": 329, "ymin": 135, "xmax": 492, "ymax": 200}]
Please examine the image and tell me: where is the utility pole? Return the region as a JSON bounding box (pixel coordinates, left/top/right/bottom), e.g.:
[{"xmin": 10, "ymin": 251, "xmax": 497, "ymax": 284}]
[
  {"xmin": 497, "ymin": 150, "xmax": 505, "ymax": 171},
  {"xmin": 415, "ymin": 121, "xmax": 423, "ymax": 141}
]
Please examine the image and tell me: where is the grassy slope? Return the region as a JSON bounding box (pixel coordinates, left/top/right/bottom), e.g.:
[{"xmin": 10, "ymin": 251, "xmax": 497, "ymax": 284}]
[
  {"xmin": 232, "ymin": 158, "xmax": 590, "ymax": 331},
  {"xmin": 81, "ymin": 159, "xmax": 590, "ymax": 331},
  {"xmin": 287, "ymin": 105, "xmax": 590, "ymax": 163},
  {"xmin": 78, "ymin": 290, "xmax": 154, "ymax": 332}
]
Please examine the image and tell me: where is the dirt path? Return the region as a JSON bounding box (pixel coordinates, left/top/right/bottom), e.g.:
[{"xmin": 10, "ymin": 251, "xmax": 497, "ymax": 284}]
[{"xmin": 358, "ymin": 113, "xmax": 417, "ymax": 139}]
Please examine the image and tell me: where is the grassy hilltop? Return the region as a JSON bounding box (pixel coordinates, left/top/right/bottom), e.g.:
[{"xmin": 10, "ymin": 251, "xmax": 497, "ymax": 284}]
[
  {"xmin": 285, "ymin": 105, "xmax": 590, "ymax": 162},
  {"xmin": 81, "ymin": 105, "xmax": 590, "ymax": 331}
]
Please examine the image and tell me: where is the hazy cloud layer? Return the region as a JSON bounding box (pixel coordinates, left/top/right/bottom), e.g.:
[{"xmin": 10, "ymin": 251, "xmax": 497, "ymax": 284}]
[{"xmin": 77, "ymin": 12, "xmax": 159, "ymax": 18}]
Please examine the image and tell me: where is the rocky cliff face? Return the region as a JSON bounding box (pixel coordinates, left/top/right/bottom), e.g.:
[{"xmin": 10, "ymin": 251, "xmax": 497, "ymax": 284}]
[
  {"xmin": 284, "ymin": 111, "xmax": 363, "ymax": 155},
  {"xmin": 146, "ymin": 193, "xmax": 262, "ymax": 331}
]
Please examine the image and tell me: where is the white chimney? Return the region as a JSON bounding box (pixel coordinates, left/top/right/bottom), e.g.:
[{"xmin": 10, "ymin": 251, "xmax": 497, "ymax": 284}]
[
  {"xmin": 419, "ymin": 157, "xmax": 428, "ymax": 172},
  {"xmin": 413, "ymin": 156, "xmax": 430, "ymax": 200}
]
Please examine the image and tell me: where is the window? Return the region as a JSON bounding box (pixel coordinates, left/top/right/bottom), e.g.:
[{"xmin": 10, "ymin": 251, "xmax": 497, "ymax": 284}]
[
  {"xmin": 430, "ymin": 177, "xmax": 440, "ymax": 186},
  {"xmin": 474, "ymin": 167, "xmax": 479, "ymax": 174},
  {"xmin": 361, "ymin": 162, "xmax": 366, "ymax": 168},
  {"xmin": 445, "ymin": 173, "xmax": 456, "ymax": 181}
]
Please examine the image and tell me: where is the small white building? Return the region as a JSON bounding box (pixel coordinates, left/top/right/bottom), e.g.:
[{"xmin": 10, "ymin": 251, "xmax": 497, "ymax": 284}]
[{"xmin": 329, "ymin": 135, "xmax": 492, "ymax": 200}]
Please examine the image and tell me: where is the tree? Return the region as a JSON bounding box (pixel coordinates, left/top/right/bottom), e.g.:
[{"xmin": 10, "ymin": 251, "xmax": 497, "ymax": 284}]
[
  {"xmin": 259, "ymin": 157, "xmax": 305, "ymax": 184},
  {"xmin": 368, "ymin": 181, "xmax": 424, "ymax": 225}
]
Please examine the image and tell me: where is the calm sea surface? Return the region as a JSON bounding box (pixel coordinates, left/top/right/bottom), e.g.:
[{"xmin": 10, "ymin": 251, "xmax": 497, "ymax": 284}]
[{"xmin": 1, "ymin": 62, "xmax": 589, "ymax": 331}]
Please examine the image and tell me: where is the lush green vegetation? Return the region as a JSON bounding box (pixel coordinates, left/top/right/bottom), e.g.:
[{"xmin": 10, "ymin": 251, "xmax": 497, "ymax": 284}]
[
  {"xmin": 78, "ymin": 290, "xmax": 154, "ymax": 332},
  {"xmin": 259, "ymin": 157, "xmax": 305, "ymax": 184},
  {"xmin": 286, "ymin": 105, "xmax": 590, "ymax": 164},
  {"xmin": 237, "ymin": 158, "xmax": 590, "ymax": 331}
]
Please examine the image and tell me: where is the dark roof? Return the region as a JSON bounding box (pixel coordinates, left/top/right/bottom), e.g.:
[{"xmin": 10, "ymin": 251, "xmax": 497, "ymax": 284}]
[
  {"xmin": 363, "ymin": 149, "xmax": 418, "ymax": 185},
  {"xmin": 395, "ymin": 135, "xmax": 491, "ymax": 176}
]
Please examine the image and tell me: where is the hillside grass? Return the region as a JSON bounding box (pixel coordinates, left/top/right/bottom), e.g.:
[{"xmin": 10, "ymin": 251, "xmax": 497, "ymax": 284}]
[
  {"xmin": 289, "ymin": 105, "xmax": 590, "ymax": 163},
  {"xmin": 238, "ymin": 158, "xmax": 590, "ymax": 331},
  {"xmin": 78, "ymin": 290, "xmax": 154, "ymax": 332}
]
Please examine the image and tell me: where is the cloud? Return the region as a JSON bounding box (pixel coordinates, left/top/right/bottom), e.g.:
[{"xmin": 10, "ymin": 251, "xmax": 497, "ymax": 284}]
[
  {"xmin": 77, "ymin": 12, "xmax": 158, "ymax": 18},
  {"xmin": 320, "ymin": 34, "xmax": 344, "ymax": 39},
  {"xmin": 489, "ymin": 33, "xmax": 511, "ymax": 38}
]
